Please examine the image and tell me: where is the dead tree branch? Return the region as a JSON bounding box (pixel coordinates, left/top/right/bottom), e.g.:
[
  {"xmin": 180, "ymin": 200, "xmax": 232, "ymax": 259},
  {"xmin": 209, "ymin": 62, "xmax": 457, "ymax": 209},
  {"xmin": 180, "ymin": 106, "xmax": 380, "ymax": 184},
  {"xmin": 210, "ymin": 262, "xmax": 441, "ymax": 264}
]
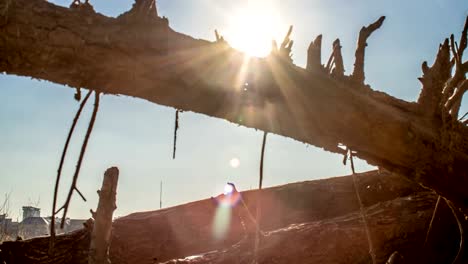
[
  {"xmin": 306, "ymin": 35, "xmax": 323, "ymax": 72},
  {"xmin": 328, "ymin": 39, "xmax": 345, "ymax": 77},
  {"xmin": 441, "ymin": 17, "xmax": 468, "ymax": 117},
  {"xmin": 88, "ymin": 167, "xmax": 119, "ymax": 264},
  {"xmin": 352, "ymin": 16, "xmax": 385, "ymax": 84},
  {"xmin": 417, "ymin": 39, "xmax": 452, "ymax": 117}
]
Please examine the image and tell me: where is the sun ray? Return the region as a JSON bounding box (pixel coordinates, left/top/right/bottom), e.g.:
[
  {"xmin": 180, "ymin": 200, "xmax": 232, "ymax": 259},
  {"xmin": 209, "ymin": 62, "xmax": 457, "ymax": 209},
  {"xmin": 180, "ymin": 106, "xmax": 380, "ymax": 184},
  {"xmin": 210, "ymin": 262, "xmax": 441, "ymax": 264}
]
[{"xmin": 224, "ymin": 2, "xmax": 286, "ymax": 57}]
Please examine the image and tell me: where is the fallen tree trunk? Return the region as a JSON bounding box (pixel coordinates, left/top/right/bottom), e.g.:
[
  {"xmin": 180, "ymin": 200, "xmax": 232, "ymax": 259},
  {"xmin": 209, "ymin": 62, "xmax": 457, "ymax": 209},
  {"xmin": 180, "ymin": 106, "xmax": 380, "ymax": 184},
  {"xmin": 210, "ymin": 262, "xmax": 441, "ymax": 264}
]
[
  {"xmin": 1, "ymin": 1, "xmax": 467, "ymax": 209},
  {"xmin": 162, "ymin": 192, "xmax": 460, "ymax": 264},
  {"xmin": 1, "ymin": 171, "xmax": 465, "ymax": 263}
]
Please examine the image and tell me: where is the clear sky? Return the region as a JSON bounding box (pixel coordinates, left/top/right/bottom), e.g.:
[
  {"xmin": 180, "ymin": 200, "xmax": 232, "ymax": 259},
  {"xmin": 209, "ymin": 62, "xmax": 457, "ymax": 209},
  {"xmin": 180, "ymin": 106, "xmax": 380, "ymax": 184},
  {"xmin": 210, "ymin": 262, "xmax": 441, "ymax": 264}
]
[{"xmin": 0, "ymin": 0, "xmax": 467, "ymax": 220}]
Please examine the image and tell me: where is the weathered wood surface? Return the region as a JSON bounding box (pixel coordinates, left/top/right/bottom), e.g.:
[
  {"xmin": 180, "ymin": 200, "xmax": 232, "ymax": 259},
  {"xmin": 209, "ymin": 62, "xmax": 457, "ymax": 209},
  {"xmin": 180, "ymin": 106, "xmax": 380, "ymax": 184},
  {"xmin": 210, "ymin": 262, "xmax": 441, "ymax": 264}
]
[
  {"xmin": 89, "ymin": 167, "xmax": 119, "ymax": 264},
  {"xmin": 161, "ymin": 192, "xmax": 456, "ymax": 264},
  {"xmin": 0, "ymin": 0, "xmax": 467, "ymax": 210},
  {"xmin": 2, "ymin": 171, "xmax": 465, "ymax": 264}
]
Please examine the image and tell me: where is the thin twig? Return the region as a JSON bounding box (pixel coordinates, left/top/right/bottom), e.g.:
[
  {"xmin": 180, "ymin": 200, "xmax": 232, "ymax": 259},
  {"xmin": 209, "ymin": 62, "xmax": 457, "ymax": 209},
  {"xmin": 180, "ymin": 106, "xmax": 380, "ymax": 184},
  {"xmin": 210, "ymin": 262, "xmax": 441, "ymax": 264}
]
[
  {"xmin": 423, "ymin": 195, "xmax": 442, "ymax": 248},
  {"xmin": 444, "ymin": 197, "xmax": 464, "ymax": 264},
  {"xmin": 74, "ymin": 187, "xmax": 87, "ymax": 202},
  {"xmin": 459, "ymin": 111, "xmax": 468, "ymax": 121},
  {"xmin": 49, "ymin": 90, "xmax": 92, "ymax": 254},
  {"xmin": 60, "ymin": 91, "xmax": 101, "ymax": 228},
  {"xmin": 172, "ymin": 109, "xmax": 179, "ymax": 159},
  {"xmin": 349, "ymin": 149, "xmax": 376, "ymax": 264},
  {"xmin": 258, "ymin": 132, "xmax": 267, "ymax": 190},
  {"xmin": 254, "ymin": 132, "xmax": 268, "ymax": 263}
]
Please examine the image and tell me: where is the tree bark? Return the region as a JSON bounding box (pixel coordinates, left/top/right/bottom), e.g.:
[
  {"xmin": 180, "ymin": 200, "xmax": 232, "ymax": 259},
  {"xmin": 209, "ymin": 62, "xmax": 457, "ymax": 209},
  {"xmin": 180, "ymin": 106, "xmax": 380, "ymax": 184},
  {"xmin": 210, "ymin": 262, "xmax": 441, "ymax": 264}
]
[
  {"xmin": 89, "ymin": 167, "xmax": 119, "ymax": 264},
  {"xmin": 1, "ymin": 0, "xmax": 467, "ymax": 209},
  {"xmin": 160, "ymin": 192, "xmax": 448, "ymax": 264}
]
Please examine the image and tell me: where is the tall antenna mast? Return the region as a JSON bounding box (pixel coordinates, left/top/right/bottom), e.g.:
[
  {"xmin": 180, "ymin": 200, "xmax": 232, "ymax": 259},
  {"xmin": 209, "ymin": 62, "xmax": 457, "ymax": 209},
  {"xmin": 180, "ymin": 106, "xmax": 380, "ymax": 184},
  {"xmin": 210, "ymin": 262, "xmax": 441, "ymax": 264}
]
[{"xmin": 159, "ymin": 180, "xmax": 163, "ymax": 209}]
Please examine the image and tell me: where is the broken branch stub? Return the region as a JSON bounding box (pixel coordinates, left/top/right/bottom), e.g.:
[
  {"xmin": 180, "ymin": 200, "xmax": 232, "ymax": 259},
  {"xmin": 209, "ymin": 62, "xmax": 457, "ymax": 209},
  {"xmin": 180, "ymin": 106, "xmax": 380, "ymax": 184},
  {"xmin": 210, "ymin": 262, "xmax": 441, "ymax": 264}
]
[
  {"xmin": 417, "ymin": 39, "xmax": 452, "ymax": 117},
  {"xmin": 331, "ymin": 39, "xmax": 345, "ymax": 77},
  {"xmin": 307, "ymin": 35, "xmax": 323, "ymax": 72},
  {"xmin": 88, "ymin": 167, "xmax": 119, "ymax": 264},
  {"xmin": 352, "ymin": 16, "xmax": 385, "ymax": 84}
]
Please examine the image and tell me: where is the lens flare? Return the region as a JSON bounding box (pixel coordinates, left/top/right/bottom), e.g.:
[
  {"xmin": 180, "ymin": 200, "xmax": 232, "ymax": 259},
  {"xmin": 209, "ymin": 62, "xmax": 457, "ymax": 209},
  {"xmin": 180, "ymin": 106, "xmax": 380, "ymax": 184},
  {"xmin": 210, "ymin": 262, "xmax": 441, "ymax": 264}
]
[
  {"xmin": 212, "ymin": 205, "xmax": 231, "ymax": 240},
  {"xmin": 211, "ymin": 184, "xmax": 242, "ymax": 240},
  {"xmin": 224, "ymin": 184, "xmax": 234, "ymax": 195},
  {"xmin": 229, "ymin": 158, "xmax": 240, "ymax": 168}
]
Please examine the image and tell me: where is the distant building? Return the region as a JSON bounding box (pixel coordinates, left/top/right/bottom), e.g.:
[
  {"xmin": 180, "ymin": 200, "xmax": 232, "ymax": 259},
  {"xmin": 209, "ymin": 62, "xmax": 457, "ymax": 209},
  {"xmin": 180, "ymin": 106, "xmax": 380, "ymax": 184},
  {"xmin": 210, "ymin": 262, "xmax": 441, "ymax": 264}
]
[
  {"xmin": 22, "ymin": 206, "xmax": 40, "ymax": 219},
  {"xmin": 0, "ymin": 214, "xmax": 18, "ymax": 241},
  {"xmin": 0, "ymin": 206, "xmax": 87, "ymax": 240},
  {"xmin": 19, "ymin": 216, "xmax": 49, "ymax": 239}
]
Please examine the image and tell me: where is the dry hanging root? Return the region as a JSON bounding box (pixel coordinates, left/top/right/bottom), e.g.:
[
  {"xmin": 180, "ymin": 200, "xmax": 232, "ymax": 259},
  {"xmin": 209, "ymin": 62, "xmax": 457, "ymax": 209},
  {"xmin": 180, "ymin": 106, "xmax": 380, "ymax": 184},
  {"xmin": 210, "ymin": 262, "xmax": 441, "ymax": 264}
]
[
  {"xmin": 444, "ymin": 198, "xmax": 464, "ymax": 264},
  {"xmin": 172, "ymin": 109, "xmax": 180, "ymax": 159},
  {"xmin": 254, "ymin": 132, "xmax": 268, "ymax": 263},
  {"xmin": 50, "ymin": 91, "xmax": 101, "ymax": 254},
  {"xmin": 424, "ymin": 195, "xmax": 465, "ymax": 264},
  {"xmin": 348, "ymin": 149, "xmax": 377, "ymax": 264},
  {"xmin": 49, "ymin": 90, "xmax": 92, "ymax": 253}
]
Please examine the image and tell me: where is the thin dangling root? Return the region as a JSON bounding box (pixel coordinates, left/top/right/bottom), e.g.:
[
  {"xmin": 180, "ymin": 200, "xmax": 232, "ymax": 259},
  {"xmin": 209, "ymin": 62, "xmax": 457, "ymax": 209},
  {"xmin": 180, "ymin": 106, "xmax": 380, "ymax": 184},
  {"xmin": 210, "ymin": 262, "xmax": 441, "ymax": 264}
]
[
  {"xmin": 254, "ymin": 132, "xmax": 268, "ymax": 263},
  {"xmin": 49, "ymin": 89, "xmax": 92, "ymax": 254},
  {"xmin": 172, "ymin": 109, "xmax": 179, "ymax": 159},
  {"xmin": 349, "ymin": 149, "xmax": 376, "ymax": 264},
  {"xmin": 57, "ymin": 91, "xmax": 101, "ymax": 229}
]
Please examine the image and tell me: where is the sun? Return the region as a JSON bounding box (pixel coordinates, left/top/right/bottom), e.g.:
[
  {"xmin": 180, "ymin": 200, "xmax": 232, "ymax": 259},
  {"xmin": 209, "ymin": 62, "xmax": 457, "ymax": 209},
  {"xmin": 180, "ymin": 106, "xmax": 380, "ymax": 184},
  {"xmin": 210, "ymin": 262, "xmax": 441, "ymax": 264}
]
[
  {"xmin": 224, "ymin": 2, "xmax": 286, "ymax": 57},
  {"xmin": 229, "ymin": 158, "xmax": 240, "ymax": 168}
]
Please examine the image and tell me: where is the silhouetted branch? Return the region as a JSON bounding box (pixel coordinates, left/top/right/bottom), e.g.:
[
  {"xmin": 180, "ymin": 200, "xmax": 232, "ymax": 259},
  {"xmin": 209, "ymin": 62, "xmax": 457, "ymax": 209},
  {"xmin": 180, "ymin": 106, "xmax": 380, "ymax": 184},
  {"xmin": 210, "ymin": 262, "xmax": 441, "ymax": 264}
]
[
  {"xmin": 307, "ymin": 35, "xmax": 323, "ymax": 72},
  {"xmin": 278, "ymin": 26, "xmax": 294, "ymax": 62},
  {"xmin": 352, "ymin": 16, "xmax": 385, "ymax": 84},
  {"xmin": 330, "ymin": 39, "xmax": 344, "ymax": 77},
  {"xmin": 49, "ymin": 90, "xmax": 92, "ymax": 253},
  {"xmin": 60, "ymin": 91, "xmax": 101, "ymax": 228}
]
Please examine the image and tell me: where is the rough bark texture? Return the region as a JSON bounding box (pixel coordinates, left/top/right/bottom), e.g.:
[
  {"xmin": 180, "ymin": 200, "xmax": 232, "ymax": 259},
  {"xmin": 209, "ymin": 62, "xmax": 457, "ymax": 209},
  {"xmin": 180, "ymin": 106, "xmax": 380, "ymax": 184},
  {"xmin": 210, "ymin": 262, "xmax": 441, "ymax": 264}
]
[
  {"xmin": 89, "ymin": 167, "xmax": 119, "ymax": 264},
  {"xmin": 161, "ymin": 192, "xmax": 450, "ymax": 264},
  {"xmin": 1, "ymin": 1, "xmax": 468, "ymax": 210},
  {"xmin": 1, "ymin": 171, "xmax": 466, "ymax": 263}
]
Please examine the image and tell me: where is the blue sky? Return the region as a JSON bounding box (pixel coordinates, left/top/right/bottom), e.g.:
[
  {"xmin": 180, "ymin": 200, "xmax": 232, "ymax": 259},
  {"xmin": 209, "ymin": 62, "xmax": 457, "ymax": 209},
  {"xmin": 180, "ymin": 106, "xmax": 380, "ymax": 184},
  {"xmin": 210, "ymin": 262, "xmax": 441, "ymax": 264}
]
[{"xmin": 0, "ymin": 0, "xmax": 467, "ymax": 220}]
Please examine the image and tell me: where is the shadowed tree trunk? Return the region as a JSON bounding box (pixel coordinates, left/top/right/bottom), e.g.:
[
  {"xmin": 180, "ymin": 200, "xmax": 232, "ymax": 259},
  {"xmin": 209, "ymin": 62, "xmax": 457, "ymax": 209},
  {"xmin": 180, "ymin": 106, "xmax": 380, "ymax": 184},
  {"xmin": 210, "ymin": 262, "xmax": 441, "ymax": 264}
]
[{"xmin": 0, "ymin": 0, "xmax": 467, "ymax": 211}]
